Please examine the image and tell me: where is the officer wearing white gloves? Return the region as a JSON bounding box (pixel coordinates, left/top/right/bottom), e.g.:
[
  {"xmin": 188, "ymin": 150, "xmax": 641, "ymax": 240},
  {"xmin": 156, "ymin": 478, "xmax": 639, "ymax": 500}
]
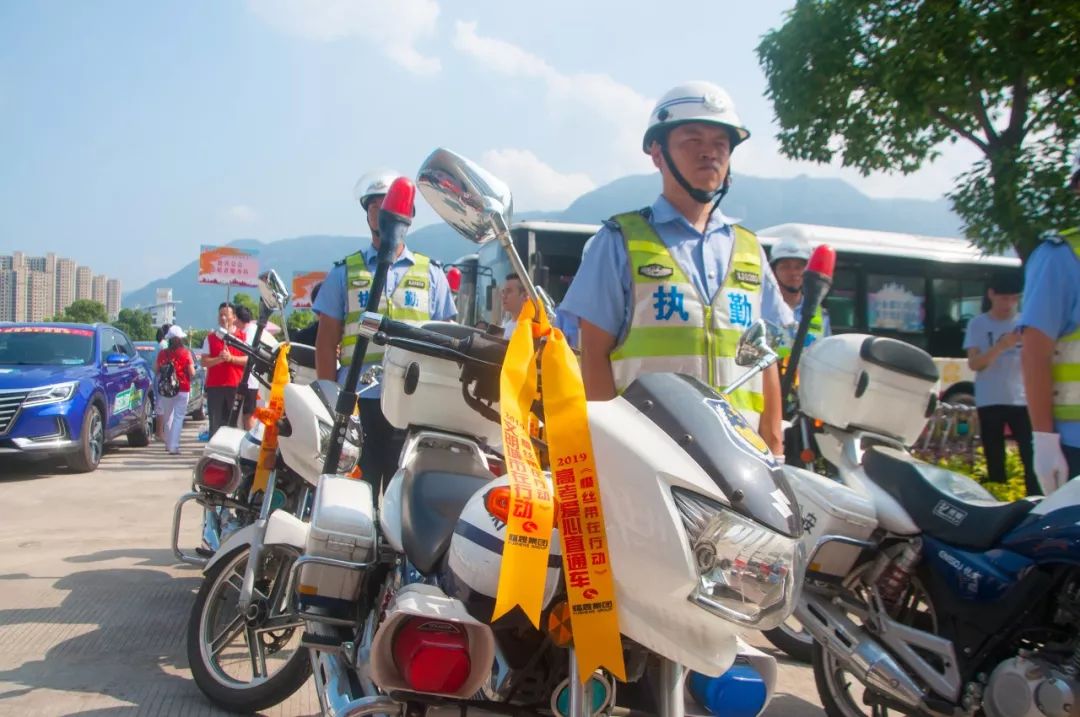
[
  {"xmin": 559, "ymin": 81, "xmax": 794, "ymax": 455},
  {"xmin": 1020, "ymin": 150, "xmax": 1080, "ymax": 495}
]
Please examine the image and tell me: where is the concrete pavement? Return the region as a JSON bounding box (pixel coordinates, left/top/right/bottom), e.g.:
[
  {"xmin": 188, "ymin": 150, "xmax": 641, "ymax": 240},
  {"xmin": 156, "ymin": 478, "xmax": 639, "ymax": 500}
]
[{"xmin": 0, "ymin": 422, "xmax": 826, "ymax": 716}]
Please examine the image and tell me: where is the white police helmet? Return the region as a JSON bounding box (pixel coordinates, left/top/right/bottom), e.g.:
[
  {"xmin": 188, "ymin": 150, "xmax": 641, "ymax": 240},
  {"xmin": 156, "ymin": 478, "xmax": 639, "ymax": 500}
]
[
  {"xmin": 353, "ymin": 169, "xmax": 401, "ymax": 209},
  {"xmin": 769, "ymin": 237, "xmax": 812, "ymax": 266},
  {"xmin": 642, "ymin": 81, "xmax": 750, "ymax": 154},
  {"xmin": 444, "ymin": 476, "xmax": 563, "ymax": 622}
]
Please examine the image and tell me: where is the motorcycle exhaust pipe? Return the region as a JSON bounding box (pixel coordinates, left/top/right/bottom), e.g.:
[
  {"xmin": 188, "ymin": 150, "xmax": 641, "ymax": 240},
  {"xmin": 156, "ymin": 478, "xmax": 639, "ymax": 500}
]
[
  {"xmin": 310, "ymin": 649, "xmax": 401, "ymax": 717},
  {"xmin": 795, "ymin": 594, "xmax": 926, "ymax": 710}
]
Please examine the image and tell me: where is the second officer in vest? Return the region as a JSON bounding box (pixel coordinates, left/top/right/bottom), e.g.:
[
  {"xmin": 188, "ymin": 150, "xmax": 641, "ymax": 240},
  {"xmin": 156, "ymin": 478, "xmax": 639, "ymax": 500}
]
[
  {"xmin": 560, "ymin": 81, "xmax": 794, "ymax": 455},
  {"xmin": 313, "ymin": 169, "xmax": 458, "ymax": 489}
]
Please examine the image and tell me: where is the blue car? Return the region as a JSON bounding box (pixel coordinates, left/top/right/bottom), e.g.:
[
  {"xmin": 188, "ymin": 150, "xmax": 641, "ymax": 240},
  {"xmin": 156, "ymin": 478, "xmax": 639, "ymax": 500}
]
[{"xmin": 0, "ymin": 322, "xmax": 153, "ymax": 472}]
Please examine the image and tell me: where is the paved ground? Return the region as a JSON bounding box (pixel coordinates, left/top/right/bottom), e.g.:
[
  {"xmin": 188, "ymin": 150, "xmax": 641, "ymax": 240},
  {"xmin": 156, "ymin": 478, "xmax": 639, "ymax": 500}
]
[{"xmin": 0, "ymin": 422, "xmax": 826, "ymax": 717}]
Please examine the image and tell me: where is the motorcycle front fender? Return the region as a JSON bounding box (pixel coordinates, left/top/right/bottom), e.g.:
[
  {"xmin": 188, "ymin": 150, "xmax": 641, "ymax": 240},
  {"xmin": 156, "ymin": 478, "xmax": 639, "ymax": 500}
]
[{"xmin": 203, "ymin": 510, "xmax": 309, "ymax": 574}]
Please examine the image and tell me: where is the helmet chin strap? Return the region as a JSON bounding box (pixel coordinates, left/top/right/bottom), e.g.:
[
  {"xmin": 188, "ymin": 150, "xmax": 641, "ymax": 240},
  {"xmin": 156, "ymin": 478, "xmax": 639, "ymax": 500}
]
[
  {"xmin": 661, "ymin": 141, "xmax": 728, "ymax": 205},
  {"xmin": 778, "ymin": 281, "xmax": 802, "ymax": 296}
]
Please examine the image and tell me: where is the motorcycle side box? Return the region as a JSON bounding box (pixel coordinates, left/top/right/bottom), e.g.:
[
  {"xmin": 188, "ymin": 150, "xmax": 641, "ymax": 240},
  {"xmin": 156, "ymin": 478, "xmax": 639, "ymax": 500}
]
[
  {"xmin": 380, "ymin": 322, "xmax": 502, "ymax": 448},
  {"xmin": 784, "ymin": 465, "xmax": 877, "ymax": 579},
  {"xmin": 798, "ymin": 334, "xmax": 937, "ymax": 446},
  {"xmin": 299, "ymin": 475, "xmax": 376, "ymax": 605}
]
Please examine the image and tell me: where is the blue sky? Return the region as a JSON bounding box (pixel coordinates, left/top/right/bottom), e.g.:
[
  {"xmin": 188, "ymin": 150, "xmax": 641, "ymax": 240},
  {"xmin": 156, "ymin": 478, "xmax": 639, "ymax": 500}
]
[{"xmin": 0, "ymin": 0, "xmax": 978, "ymax": 291}]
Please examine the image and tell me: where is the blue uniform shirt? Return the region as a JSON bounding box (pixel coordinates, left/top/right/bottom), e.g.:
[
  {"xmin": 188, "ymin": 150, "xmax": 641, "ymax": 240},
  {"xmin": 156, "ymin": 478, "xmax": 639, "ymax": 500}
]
[
  {"xmin": 1019, "ymin": 237, "xmax": 1080, "ymax": 447},
  {"xmin": 963, "ymin": 312, "xmax": 1025, "ymax": 408},
  {"xmin": 560, "ymin": 196, "xmax": 795, "ymax": 345},
  {"xmin": 313, "ymin": 244, "xmax": 458, "ymax": 394}
]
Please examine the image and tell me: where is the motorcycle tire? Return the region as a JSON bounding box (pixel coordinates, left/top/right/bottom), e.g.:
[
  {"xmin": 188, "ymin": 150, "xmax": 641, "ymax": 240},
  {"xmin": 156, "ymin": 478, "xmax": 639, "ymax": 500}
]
[
  {"xmin": 186, "ymin": 544, "xmax": 310, "ymax": 713},
  {"xmin": 763, "ymin": 620, "xmax": 813, "ymax": 663}
]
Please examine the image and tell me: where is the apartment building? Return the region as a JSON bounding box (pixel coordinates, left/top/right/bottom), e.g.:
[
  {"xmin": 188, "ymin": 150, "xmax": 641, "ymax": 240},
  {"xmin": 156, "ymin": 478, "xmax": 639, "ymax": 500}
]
[
  {"xmin": 75, "ymin": 266, "xmax": 93, "ymax": 301},
  {"xmin": 105, "ymin": 278, "xmax": 122, "ymax": 320},
  {"xmin": 0, "ymin": 253, "xmax": 121, "ymax": 323}
]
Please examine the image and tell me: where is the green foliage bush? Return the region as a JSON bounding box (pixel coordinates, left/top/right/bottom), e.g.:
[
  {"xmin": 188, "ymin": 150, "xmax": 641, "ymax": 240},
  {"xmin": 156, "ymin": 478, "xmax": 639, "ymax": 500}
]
[{"xmin": 933, "ymin": 448, "xmax": 1029, "ymax": 502}]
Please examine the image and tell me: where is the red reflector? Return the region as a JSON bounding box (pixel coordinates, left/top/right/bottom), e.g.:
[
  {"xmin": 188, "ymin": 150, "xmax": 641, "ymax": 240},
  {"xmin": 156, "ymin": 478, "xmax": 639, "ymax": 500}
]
[
  {"xmin": 392, "ymin": 618, "xmax": 470, "ymax": 694},
  {"xmin": 198, "ymin": 460, "xmax": 233, "ymax": 492}
]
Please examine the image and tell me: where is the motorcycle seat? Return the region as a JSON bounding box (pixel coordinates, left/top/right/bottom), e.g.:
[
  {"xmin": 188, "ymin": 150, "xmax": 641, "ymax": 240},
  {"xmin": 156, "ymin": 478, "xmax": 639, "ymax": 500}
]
[
  {"xmin": 863, "ymin": 446, "xmax": 1034, "ymax": 551},
  {"xmin": 401, "ymin": 447, "xmax": 493, "ymax": 575}
]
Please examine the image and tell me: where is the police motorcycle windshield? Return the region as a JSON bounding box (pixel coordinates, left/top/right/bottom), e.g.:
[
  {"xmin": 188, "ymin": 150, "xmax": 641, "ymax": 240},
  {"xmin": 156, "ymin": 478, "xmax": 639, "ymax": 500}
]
[{"xmin": 623, "ymin": 372, "xmax": 801, "ymax": 538}]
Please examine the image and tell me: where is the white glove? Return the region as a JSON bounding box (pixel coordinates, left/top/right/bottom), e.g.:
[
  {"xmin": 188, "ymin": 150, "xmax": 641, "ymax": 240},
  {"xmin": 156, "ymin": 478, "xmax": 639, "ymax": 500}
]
[{"xmin": 1033, "ymin": 432, "xmax": 1069, "ymax": 495}]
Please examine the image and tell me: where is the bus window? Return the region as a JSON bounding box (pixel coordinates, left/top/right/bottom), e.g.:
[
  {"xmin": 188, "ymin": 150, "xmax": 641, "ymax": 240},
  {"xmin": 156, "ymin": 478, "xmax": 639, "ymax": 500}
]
[
  {"xmin": 867, "ymin": 274, "xmax": 927, "ymax": 336},
  {"xmin": 930, "ymin": 278, "xmax": 987, "ymax": 357},
  {"xmin": 822, "ymin": 266, "xmax": 858, "ymax": 332}
]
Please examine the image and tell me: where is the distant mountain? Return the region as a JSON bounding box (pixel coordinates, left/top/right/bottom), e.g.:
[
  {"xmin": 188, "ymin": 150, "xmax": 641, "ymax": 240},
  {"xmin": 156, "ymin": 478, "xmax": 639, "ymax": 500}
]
[{"xmin": 125, "ymin": 173, "xmax": 961, "ymax": 326}]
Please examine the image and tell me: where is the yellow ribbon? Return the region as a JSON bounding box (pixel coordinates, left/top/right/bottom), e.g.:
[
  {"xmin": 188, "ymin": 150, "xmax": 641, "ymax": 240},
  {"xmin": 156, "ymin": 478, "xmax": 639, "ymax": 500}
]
[
  {"xmin": 495, "ymin": 302, "xmax": 626, "ymax": 684},
  {"xmin": 492, "ymin": 302, "xmax": 555, "ymax": 627},
  {"xmin": 251, "ymin": 344, "xmax": 291, "ymax": 494}
]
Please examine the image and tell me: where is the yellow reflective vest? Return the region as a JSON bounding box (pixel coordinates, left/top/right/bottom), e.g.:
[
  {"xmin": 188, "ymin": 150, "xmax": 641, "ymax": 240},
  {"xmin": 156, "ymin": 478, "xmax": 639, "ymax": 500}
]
[
  {"xmin": 1053, "ymin": 227, "xmax": 1080, "ymax": 422},
  {"xmin": 340, "ymin": 252, "xmax": 432, "ymax": 367},
  {"xmin": 608, "ymin": 211, "xmax": 765, "ymax": 425}
]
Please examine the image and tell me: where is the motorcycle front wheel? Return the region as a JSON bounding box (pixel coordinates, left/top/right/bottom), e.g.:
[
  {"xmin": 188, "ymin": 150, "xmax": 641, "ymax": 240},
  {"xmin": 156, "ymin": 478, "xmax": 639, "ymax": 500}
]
[{"xmin": 187, "ymin": 544, "xmax": 310, "ymax": 713}]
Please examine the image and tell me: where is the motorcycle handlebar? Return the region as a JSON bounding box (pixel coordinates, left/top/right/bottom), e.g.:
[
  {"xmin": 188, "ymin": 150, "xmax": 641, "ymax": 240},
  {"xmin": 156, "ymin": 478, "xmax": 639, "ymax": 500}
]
[{"xmin": 359, "ymin": 313, "xmax": 508, "ymax": 368}]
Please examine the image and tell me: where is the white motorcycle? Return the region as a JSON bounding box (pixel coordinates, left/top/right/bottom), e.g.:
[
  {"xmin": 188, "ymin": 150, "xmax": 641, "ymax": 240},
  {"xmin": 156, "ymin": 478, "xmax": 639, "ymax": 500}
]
[
  {"xmin": 242, "ymin": 149, "xmax": 804, "ymax": 717},
  {"xmin": 180, "ymin": 273, "xmax": 363, "ymax": 713}
]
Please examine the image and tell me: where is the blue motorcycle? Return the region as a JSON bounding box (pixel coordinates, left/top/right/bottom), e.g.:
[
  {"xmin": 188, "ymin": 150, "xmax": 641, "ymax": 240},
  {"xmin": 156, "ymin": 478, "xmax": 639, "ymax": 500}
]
[{"xmin": 784, "ymin": 333, "xmax": 1080, "ymax": 717}]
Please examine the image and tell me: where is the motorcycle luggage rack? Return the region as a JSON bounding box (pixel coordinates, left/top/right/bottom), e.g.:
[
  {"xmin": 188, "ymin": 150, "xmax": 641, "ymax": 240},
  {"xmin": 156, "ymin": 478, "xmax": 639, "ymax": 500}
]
[{"xmin": 289, "ymin": 554, "xmax": 372, "ymax": 627}]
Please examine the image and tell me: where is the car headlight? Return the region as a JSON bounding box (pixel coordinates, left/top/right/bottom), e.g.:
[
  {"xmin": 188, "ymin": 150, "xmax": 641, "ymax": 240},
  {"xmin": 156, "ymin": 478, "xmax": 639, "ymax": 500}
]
[
  {"xmin": 317, "ymin": 416, "xmax": 362, "ymax": 475},
  {"xmin": 24, "ymin": 381, "xmax": 78, "ymax": 407},
  {"xmin": 672, "ymin": 488, "xmax": 802, "ymax": 630}
]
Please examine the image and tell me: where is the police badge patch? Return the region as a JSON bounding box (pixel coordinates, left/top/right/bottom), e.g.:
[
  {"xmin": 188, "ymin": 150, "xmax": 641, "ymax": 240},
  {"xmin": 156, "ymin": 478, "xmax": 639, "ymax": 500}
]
[
  {"xmin": 638, "ymin": 263, "xmax": 674, "ymax": 279},
  {"xmin": 734, "ymin": 270, "xmax": 761, "ymax": 285},
  {"xmin": 403, "ymin": 278, "xmax": 427, "ymax": 289},
  {"xmin": 351, "ymin": 277, "xmax": 372, "ymax": 288}
]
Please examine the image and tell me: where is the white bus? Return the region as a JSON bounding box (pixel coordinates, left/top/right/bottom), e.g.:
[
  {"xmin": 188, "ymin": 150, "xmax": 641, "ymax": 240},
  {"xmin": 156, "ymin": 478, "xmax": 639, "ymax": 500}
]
[{"xmin": 452, "ymin": 221, "xmax": 1022, "ymax": 400}]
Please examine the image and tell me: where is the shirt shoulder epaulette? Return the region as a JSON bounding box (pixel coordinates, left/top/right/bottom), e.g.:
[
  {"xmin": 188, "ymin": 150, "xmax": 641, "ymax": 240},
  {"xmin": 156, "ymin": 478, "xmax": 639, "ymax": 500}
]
[
  {"xmin": 334, "ymin": 250, "xmax": 364, "ymax": 268},
  {"xmin": 603, "ymin": 207, "xmax": 652, "ymax": 232}
]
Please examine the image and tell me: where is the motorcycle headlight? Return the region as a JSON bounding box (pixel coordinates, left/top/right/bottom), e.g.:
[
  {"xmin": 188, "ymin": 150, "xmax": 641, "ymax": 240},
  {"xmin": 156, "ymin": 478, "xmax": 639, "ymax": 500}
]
[
  {"xmin": 316, "ymin": 416, "xmax": 362, "ymax": 475},
  {"xmin": 24, "ymin": 381, "xmax": 78, "ymax": 407},
  {"xmin": 673, "ymin": 488, "xmax": 802, "ymax": 630}
]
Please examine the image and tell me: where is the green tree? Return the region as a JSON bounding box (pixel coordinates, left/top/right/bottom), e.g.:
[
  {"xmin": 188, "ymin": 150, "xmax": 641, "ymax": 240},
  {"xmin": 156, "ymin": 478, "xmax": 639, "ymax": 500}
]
[
  {"xmin": 231, "ymin": 292, "xmax": 260, "ymax": 316},
  {"xmin": 188, "ymin": 328, "xmax": 210, "ymax": 351},
  {"xmin": 287, "ymin": 309, "xmax": 316, "ymax": 333},
  {"xmin": 112, "ymin": 308, "xmax": 156, "ymax": 341},
  {"xmin": 52, "ymin": 299, "xmax": 108, "ymax": 324},
  {"xmin": 757, "ymin": 1, "xmax": 1080, "ymax": 260}
]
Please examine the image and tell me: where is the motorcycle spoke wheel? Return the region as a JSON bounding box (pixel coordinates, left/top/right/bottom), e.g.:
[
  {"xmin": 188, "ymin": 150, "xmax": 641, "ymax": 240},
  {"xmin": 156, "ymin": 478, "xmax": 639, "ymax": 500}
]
[{"xmin": 198, "ymin": 547, "xmax": 302, "ymax": 689}]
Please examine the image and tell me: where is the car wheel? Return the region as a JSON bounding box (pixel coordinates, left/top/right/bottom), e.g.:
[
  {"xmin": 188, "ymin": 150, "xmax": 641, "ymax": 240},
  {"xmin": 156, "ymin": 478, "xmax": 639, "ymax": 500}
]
[
  {"xmin": 128, "ymin": 398, "xmax": 151, "ymax": 448},
  {"xmin": 69, "ymin": 404, "xmax": 105, "ymax": 473}
]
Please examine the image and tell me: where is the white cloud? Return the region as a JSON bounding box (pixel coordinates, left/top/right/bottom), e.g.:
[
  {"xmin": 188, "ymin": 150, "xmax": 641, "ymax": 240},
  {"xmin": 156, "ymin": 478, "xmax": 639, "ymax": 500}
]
[
  {"xmin": 248, "ymin": 0, "xmax": 441, "ymax": 75},
  {"xmin": 453, "ymin": 21, "xmax": 651, "ymax": 176},
  {"xmin": 479, "ymin": 149, "xmax": 596, "ymax": 211},
  {"xmin": 225, "ymin": 204, "xmax": 260, "ymax": 223}
]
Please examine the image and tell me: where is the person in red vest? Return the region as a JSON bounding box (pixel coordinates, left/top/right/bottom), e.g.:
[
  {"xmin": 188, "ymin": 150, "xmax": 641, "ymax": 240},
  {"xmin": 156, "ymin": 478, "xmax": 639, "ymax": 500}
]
[{"xmin": 200, "ymin": 302, "xmax": 247, "ymax": 438}]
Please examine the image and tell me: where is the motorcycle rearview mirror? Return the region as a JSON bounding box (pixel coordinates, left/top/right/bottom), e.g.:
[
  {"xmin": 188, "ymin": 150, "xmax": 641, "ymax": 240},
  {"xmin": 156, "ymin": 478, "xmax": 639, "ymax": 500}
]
[
  {"xmin": 258, "ymin": 270, "xmax": 290, "ymax": 312},
  {"xmin": 417, "ymin": 148, "xmax": 547, "ymax": 321},
  {"xmin": 735, "ymin": 320, "xmax": 771, "ymax": 367},
  {"xmin": 417, "ymin": 148, "xmax": 513, "ymax": 245}
]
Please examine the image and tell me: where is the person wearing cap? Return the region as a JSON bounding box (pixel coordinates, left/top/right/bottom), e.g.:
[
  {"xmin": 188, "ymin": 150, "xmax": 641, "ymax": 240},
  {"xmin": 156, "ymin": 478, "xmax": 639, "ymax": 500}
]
[
  {"xmin": 965, "ymin": 273, "xmax": 1037, "ymax": 494},
  {"xmin": 156, "ymin": 325, "xmax": 196, "ymax": 455},
  {"xmin": 560, "ymin": 81, "xmax": 795, "ymax": 454},
  {"xmin": 313, "ymin": 170, "xmax": 457, "ymax": 490},
  {"xmin": 1020, "ymin": 150, "xmax": 1080, "ymax": 494}
]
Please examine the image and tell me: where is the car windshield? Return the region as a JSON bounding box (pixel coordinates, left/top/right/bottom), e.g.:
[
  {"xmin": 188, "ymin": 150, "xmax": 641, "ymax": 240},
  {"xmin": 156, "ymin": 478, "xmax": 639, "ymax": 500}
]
[{"xmin": 0, "ymin": 327, "xmax": 95, "ymax": 366}]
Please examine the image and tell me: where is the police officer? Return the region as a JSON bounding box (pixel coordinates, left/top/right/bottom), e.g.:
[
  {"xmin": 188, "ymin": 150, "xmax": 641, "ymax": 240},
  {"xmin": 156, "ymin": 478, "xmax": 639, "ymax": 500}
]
[
  {"xmin": 313, "ymin": 169, "xmax": 457, "ymax": 490},
  {"xmin": 770, "ymin": 236, "xmax": 831, "ymax": 355},
  {"xmin": 560, "ymin": 81, "xmax": 794, "ymax": 455},
  {"xmin": 1020, "ymin": 151, "xmax": 1080, "ymax": 494}
]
